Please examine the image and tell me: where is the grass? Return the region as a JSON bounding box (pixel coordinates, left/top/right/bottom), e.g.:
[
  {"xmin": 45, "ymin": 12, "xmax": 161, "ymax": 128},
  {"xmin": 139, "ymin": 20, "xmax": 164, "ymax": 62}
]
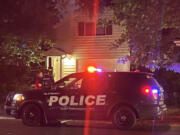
[{"xmin": 167, "ymin": 106, "xmax": 180, "ymax": 116}]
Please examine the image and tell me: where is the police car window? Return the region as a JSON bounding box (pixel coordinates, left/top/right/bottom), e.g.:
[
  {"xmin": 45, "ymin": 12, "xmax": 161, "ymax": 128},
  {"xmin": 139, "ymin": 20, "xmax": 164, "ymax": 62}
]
[
  {"xmin": 58, "ymin": 77, "xmax": 76, "ymax": 89},
  {"xmin": 58, "ymin": 77, "xmax": 83, "ymax": 90},
  {"xmin": 83, "ymin": 74, "xmax": 109, "ymax": 91},
  {"xmin": 70, "ymin": 78, "xmax": 83, "ymax": 90}
]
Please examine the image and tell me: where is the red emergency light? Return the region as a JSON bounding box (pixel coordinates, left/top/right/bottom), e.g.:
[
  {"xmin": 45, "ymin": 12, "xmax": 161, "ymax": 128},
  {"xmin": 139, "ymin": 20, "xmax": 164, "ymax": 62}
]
[
  {"xmin": 87, "ymin": 66, "xmax": 96, "ymax": 73},
  {"xmin": 87, "ymin": 66, "xmax": 102, "ymax": 73}
]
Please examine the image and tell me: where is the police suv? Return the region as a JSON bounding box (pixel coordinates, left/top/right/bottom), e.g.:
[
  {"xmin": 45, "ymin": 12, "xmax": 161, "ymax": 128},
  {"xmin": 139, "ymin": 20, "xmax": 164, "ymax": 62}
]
[{"xmin": 4, "ymin": 69, "xmax": 167, "ymax": 129}]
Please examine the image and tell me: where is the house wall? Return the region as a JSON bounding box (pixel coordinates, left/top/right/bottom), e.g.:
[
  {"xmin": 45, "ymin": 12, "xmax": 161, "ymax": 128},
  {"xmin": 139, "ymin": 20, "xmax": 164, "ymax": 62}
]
[
  {"xmin": 62, "ymin": 56, "xmax": 76, "ymax": 77},
  {"xmin": 54, "ymin": 8, "xmax": 130, "ymax": 78},
  {"xmin": 69, "ymin": 9, "xmax": 129, "ymax": 60},
  {"xmin": 77, "ymin": 59, "xmax": 130, "ymax": 72}
]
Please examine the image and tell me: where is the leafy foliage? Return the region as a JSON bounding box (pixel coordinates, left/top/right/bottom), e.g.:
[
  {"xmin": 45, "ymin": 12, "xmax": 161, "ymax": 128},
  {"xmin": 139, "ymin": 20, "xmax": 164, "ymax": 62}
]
[
  {"xmin": 77, "ymin": 0, "xmax": 180, "ymax": 69},
  {"xmin": 0, "ymin": 0, "xmax": 60, "ymax": 37},
  {"xmin": 109, "ymin": 0, "xmax": 180, "ymax": 68},
  {"xmin": 0, "ymin": 0, "xmax": 59, "ymax": 100},
  {"xmin": 8, "ymin": 0, "xmax": 176, "ymax": 69},
  {"xmin": 0, "ymin": 65, "xmax": 34, "ymax": 103},
  {"xmin": 0, "ymin": 34, "xmax": 54, "ymax": 68},
  {"xmin": 0, "ymin": 35, "xmax": 54, "ymax": 100},
  {"xmin": 155, "ymin": 69, "xmax": 180, "ymax": 106}
]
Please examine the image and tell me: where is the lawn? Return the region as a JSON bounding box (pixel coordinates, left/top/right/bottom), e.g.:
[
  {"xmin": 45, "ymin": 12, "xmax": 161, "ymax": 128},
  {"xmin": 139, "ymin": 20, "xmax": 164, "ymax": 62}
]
[{"xmin": 167, "ymin": 106, "xmax": 180, "ymax": 116}]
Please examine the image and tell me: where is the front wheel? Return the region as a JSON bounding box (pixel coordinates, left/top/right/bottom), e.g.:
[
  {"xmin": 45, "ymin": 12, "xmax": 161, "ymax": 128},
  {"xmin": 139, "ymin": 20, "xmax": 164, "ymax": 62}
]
[
  {"xmin": 21, "ymin": 104, "xmax": 43, "ymax": 126},
  {"xmin": 112, "ymin": 107, "xmax": 136, "ymax": 129}
]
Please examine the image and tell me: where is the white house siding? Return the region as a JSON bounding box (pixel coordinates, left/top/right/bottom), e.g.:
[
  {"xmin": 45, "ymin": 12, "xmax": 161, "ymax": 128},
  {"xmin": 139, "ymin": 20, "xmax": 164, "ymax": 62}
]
[
  {"xmin": 52, "ymin": 8, "xmax": 130, "ymax": 79},
  {"xmin": 62, "ymin": 57, "xmax": 76, "ymax": 78},
  {"xmin": 77, "ymin": 59, "xmax": 130, "ymax": 72}
]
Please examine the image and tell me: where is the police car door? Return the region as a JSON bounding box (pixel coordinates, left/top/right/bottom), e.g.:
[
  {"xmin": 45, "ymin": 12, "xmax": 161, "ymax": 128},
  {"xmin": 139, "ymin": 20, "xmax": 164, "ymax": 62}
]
[
  {"xmin": 54, "ymin": 74, "xmax": 85, "ymax": 119},
  {"xmin": 82, "ymin": 73, "xmax": 109, "ymax": 120}
]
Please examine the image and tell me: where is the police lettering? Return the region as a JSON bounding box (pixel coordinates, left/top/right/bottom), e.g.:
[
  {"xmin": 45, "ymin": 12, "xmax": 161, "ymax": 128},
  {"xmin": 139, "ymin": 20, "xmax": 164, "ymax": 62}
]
[{"xmin": 48, "ymin": 95, "xmax": 106, "ymax": 106}]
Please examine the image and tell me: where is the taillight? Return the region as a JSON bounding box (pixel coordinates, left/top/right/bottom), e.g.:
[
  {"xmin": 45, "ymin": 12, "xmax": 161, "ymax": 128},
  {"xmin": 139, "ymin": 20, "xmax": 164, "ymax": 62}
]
[
  {"xmin": 143, "ymin": 88, "xmax": 150, "ymax": 95},
  {"xmin": 142, "ymin": 87, "xmax": 159, "ymax": 100},
  {"xmin": 152, "ymin": 89, "xmax": 158, "ymax": 100}
]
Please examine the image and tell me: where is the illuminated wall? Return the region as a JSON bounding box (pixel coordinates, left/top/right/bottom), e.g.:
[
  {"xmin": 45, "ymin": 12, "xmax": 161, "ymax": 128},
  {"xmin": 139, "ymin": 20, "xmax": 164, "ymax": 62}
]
[
  {"xmin": 46, "ymin": 55, "xmax": 76, "ymax": 81},
  {"xmin": 77, "ymin": 59, "xmax": 130, "ymax": 72},
  {"xmin": 62, "ymin": 56, "xmax": 76, "ymax": 77}
]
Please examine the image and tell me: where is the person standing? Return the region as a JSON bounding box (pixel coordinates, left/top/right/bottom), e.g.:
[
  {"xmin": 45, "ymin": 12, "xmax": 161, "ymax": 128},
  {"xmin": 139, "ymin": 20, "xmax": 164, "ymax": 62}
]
[{"xmin": 34, "ymin": 71, "xmax": 44, "ymax": 90}]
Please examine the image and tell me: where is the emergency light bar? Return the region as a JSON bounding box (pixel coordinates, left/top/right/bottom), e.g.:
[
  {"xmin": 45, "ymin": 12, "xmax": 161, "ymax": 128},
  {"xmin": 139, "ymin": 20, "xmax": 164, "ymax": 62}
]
[{"xmin": 87, "ymin": 66, "xmax": 102, "ymax": 73}]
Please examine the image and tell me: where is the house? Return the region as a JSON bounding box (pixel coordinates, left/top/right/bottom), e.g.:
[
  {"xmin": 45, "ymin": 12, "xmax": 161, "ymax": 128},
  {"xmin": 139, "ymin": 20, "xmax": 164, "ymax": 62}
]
[{"xmin": 45, "ymin": 9, "xmax": 130, "ymax": 82}]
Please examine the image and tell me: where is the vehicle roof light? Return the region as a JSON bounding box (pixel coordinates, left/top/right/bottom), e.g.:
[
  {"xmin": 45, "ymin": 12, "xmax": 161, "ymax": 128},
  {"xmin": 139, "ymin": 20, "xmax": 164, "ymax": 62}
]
[
  {"xmin": 87, "ymin": 66, "xmax": 96, "ymax": 73},
  {"xmin": 96, "ymin": 68, "xmax": 102, "ymax": 72}
]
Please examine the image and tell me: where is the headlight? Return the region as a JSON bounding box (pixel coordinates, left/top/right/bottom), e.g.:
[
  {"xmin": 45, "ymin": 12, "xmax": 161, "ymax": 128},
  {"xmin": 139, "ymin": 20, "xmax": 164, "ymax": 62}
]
[{"xmin": 13, "ymin": 94, "xmax": 25, "ymax": 102}]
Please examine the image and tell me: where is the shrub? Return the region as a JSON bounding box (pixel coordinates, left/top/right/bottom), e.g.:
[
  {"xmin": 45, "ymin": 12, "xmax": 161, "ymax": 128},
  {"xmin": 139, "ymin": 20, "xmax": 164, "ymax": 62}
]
[{"xmin": 154, "ymin": 68, "xmax": 180, "ymax": 106}]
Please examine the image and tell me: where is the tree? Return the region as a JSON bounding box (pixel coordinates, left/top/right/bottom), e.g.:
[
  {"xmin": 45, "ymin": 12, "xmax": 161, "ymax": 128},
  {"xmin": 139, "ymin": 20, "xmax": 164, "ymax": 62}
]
[
  {"xmin": 0, "ymin": 34, "xmax": 54, "ymax": 68},
  {"xmin": 0, "ymin": 0, "xmax": 60, "ymax": 98},
  {"xmin": 0, "ymin": 34, "xmax": 54, "ymax": 100},
  {"xmin": 110, "ymin": 0, "xmax": 180, "ymax": 69},
  {"xmin": 0, "ymin": 0, "xmax": 64, "ymax": 38},
  {"xmin": 76, "ymin": 0, "xmax": 180, "ymax": 69}
]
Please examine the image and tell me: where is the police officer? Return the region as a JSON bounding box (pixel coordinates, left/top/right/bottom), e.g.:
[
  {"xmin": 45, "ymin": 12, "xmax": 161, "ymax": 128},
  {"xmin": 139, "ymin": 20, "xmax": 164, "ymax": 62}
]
[
  {"xmin": 31, "ymin": 71, "xmax": 44, "ymax": 90},
  {"xmin": 42, "ymin": 70, "xmax": 54, "ymax": 89},
  {"xmin": 35, "ymin": 71, "xmax": 44, "ymax": 89}
]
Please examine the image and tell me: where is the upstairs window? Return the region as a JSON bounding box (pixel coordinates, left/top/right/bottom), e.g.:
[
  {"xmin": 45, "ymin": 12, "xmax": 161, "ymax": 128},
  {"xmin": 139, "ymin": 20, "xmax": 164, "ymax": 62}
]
[
  {"xmin": 78, "ymin": 22, "xmax": 95, "ymax": 36},
  {"xmin": 78, "ymin": 21, "xmax": 112, "ymax": 36},
  {"xmin": 85, "ymin": 22, "xmax": 95, "ymax": 36},
  {"xmin": 106, "ymin": 22, "xmax": 113, "ymax": 35},
  {"xmin": 96, "ymin": 26, "xmax": 105, "ymax": 35},
  {"xmin": 96, "ymin": 22, "xmax": 112, "ymax": 35},
  {"xmin": 78, "ymin": 22, "xmax": 84, "ymax": 36}
]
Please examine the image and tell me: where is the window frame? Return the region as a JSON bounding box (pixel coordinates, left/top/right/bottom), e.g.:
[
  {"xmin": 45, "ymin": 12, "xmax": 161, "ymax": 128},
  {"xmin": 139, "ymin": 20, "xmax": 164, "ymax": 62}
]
[
  {"xmin": 56, "ymin": 74, "xmax": 84, "ymax": 91},
  {"xmin": 78, "ymin": 21, "xmax": 112, "ymax": 36}
]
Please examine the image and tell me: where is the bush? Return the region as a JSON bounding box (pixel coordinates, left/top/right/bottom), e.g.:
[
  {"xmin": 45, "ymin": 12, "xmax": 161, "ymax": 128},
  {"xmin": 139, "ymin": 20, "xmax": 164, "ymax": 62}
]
[
  {"xmin": 154, "ymin": 68, "xmax": 180, "ymax": 106},
  {"xmin": 0, "ymin": 65, "xmax": 51, "ymax": 104},
  {"xmin": 0, "ymin": 66, "xmax": 34, "ymax": 103}
]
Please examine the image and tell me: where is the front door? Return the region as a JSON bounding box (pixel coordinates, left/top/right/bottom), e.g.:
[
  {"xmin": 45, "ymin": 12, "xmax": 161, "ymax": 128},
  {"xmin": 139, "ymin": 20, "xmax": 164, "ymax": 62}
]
[{"xmin": 82, "ymin": 73, "xmax": 110, "ymax": 120}]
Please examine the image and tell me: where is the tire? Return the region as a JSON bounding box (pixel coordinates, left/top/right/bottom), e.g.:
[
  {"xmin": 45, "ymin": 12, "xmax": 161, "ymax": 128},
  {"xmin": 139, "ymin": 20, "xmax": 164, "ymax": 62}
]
[
  {"xmin": 112, "ymin": 106, "xmax": 136, "ymax": 129},
  {"xmin": 21, "ymin": 104, "xmax": 43, "ymax": 126}
]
